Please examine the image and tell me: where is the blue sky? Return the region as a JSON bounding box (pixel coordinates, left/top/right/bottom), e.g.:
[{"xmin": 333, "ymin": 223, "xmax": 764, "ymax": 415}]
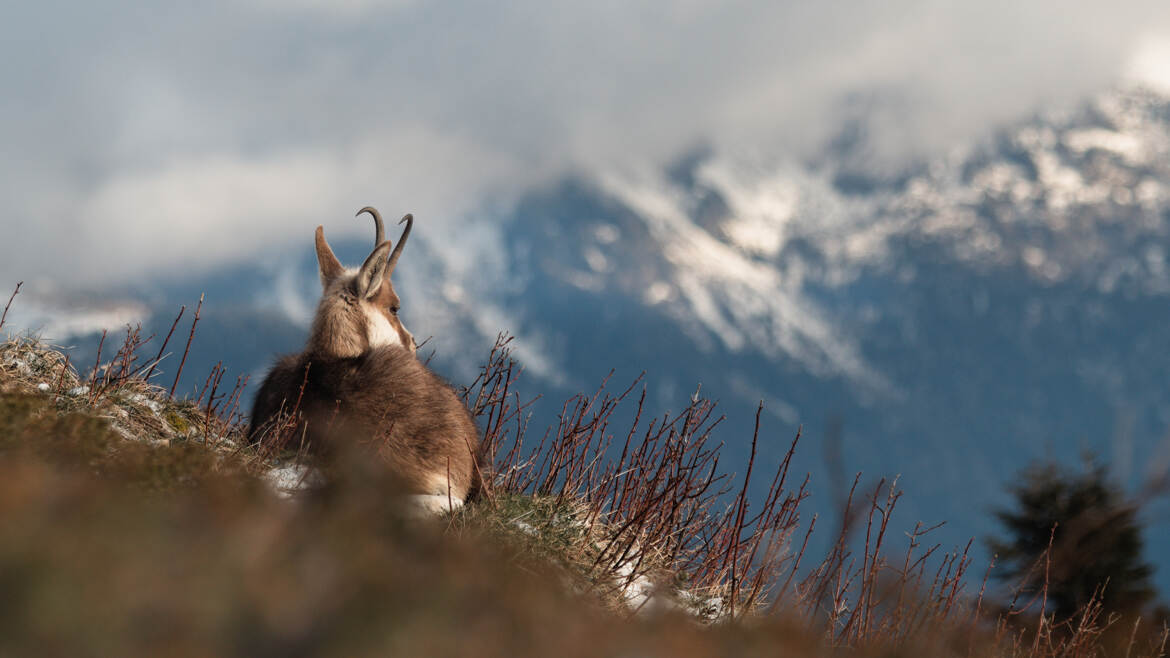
[{"xmin": 3, "ymin": 1, "xmax": 1170, "ymax": 286}]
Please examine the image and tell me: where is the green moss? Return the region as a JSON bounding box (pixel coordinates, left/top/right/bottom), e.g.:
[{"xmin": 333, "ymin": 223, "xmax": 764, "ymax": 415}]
[{"xmin": 164, "ymin": 409, "xmax": 191, "ymax": 434}]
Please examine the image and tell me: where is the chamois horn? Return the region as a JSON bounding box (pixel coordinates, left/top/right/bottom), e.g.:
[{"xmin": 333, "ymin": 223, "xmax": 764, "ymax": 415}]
[
  {"xmin": 387, "ymin": 213, "xmax": 413, "ymax": 273},
  {"xmin": 356, "ymin": 206, "xmax": 385, "ymax": 247}
]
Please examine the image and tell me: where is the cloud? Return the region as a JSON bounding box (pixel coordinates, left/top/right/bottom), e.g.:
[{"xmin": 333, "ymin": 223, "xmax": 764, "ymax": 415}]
[
  {"xmin": 1126, "ymin": 33, "xmax": 1170, "ymax": 93},
  {"xmin": 65, "ymin": 124, "xmax": 525, "ymax": 284},
  {"xmin": 3, "ymin": 1, "xmax": 1170, "ymax": 287}
]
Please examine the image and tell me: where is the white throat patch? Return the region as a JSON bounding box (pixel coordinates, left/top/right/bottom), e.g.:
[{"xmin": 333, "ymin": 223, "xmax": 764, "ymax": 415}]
[{"xmin": 363, "ymin": 305, "xmax": 403, "ymax": 349}]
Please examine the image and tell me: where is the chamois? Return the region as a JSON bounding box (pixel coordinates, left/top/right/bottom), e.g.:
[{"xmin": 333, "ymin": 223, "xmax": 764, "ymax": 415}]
[{"xmin": 248, "ymin": 207, "xmax": 480, "ymax": 512}]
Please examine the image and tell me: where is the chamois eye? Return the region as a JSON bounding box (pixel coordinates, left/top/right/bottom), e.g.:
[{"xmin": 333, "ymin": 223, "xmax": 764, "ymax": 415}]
[{"xmin": 390, "ymin": 305, "xmax": 400, "ymax": 314}]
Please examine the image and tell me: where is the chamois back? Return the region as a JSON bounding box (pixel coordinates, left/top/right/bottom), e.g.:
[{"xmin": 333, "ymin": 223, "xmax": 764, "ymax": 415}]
[{"xmin": 247, "ymin": 207, "xmax": 481, "ymax": 508}]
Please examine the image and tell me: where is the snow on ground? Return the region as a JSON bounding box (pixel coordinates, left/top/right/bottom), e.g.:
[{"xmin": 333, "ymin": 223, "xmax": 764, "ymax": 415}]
[{"xmin": 263, "ymin": 462, "xmax": 323, "ymax": 498}]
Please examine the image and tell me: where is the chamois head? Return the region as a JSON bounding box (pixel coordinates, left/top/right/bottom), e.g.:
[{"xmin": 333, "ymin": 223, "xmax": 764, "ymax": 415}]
[{"xmin": 307, "ymin": 207, "xmax": 416, "ymax": 358}]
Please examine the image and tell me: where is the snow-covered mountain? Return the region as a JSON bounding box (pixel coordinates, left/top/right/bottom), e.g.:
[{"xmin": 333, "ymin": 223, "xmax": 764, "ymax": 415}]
[{"xmin": 13, "ymin": 84, "xmax": 1170, "ymax": 595}]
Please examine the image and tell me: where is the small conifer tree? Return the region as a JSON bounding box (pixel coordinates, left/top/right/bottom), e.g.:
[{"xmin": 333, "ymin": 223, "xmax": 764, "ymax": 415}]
[{"xmin": 988, "ymin": 457, "xmax": 1155, "ymax": 620}]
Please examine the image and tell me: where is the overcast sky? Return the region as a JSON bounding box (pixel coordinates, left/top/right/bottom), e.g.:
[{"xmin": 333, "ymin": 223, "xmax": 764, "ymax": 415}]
[{"xmin": 3, "ymin": 1, "xmax": 1170, "ymax": 287}]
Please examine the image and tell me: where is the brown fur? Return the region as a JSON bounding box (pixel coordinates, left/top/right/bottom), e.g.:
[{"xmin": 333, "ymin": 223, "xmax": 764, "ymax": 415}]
[
  {"xmin": 248, "ymin": 213, "xmax": 480, "ymax": 502},
  {"xmin": 304, "ymin": 270, "xmax": 414, "ymax": 358},
  {"xmin": 248, "ymin": 348, "xmax": 480, "ymax": 500}
]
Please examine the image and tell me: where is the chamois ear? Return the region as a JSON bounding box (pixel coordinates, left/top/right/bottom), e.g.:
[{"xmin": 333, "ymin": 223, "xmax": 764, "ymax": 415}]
[
  {"xmin": 315, "ymin": 226, "xmax": 345, "ymax": 289},
  {"xmin": 355, "ymin": 240, "xmax": 394, "ymax": 300}
]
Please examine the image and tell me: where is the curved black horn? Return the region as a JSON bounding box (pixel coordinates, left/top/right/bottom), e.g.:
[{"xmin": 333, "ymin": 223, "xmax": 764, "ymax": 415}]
[
  {"xmin": 356, "ymin": 206, "xmax": 385, "ymax": 247},
  {"xmin": 387, "ymin": 213, "xmax": 413, "ymax": 273}
]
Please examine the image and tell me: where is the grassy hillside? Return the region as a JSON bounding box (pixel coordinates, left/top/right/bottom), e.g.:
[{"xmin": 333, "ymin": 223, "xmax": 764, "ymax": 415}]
[{"xmin": 0, "ymin": 324, "xmax": 1166, "ymax": 656}]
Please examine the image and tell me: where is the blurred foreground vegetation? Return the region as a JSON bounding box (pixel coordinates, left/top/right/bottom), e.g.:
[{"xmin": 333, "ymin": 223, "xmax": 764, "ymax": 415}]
[
  {"xmin": 0, "ymin": 383, "xmax": 819, "ymax": 656},
  {"xmin": 1, "ymin": 327, "xmax": 1167, "ymax": 657}
]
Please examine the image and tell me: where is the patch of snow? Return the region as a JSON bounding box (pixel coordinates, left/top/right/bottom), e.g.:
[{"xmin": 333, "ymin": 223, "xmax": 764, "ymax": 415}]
[
  {"xmin": 466, "ymin": 305, "xmax": 568, "ymax": 388},
  {"xmin": 1064, "ymin": 128, "xmax": 1145, "ymax": 160},
  {"xmin": 593, "ymin": 223, "xmax": 620, "ymax": 244},
  {"xmin": 272, "ymin": 262, "xmax": 315, "ymax": 326},
  {"xmin": 264, "ymin": 463, "xmax": 323, "ymax": 498},
  {"xmin": 1022, "ymin": 247, "xmax": 1046, "ymax": 269},
  {"xmin": 512, "ymin": 520, "xmax": 538, "ymax": 535},
  {"xmin": 441, "ymin": 282, "xmax": 466, "ymax": 304},
  {"xmin": 563, "ymin": 270, "xmax": 605, "ymax": 293},
  {"xmin": 971, "ymin": 163, "xmax": 1032, "ymax": 200},
  {"xmin": 126, "ymin": 393, "xmax": 162, "ymax": 413},
  {"xmin": 36, "ymin": 382, "xmax": 50, "ymax": 392},
  {"xmin": 107, "ymin": 422, "xmax": 136, "ymax": 442},
  {"xmin": 697, "ymin": 160, "xmax": 797, "ymax": 258},
  {"xmin": 721, "ymin": 217, "xmax": 785, "ymax": 258},
  {"xmin": 1135, "ymin": 179, "xmax": 1164, "ymax": 206},
  {"xmin": 601, "ymin": 537, "xmax": 723, "ymax": 620},
  {"xmin": 612, "ymin": 556, "xmax": 724, "ymax": 620},
  {"xmin": 677, "ymin": 589, "xmax": 726, "ymax": 621},
  {"xmin": 599, "ymin": 172, "xmax": 892, "ymax": 393},
  {"xmin": 623, "ymin": 573, "xmax": 660, "ymax": 614},
  {"xmin": 67, "ymin": 385, "xmax": 89, "ymax": 397},
  {"xmin": 583, "ymin": 246, "xmax": 610, "ymax": 273},
  {"xmin": 1032, "ymin": 151, "xmax": 1086, "ymax": 212},
  {"xmin": 642, "ymin": 281, "xmax": 673, "ymax": 305},
  {"xmin": 3, "ymin": 356, "xmax": 32, "ymax": 376}
]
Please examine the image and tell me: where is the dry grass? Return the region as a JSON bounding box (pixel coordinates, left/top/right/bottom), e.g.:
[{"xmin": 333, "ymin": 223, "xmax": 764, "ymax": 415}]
[{"xmin": 0, "ymin": 282, "xmax": 1167, "ymax": 657}]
